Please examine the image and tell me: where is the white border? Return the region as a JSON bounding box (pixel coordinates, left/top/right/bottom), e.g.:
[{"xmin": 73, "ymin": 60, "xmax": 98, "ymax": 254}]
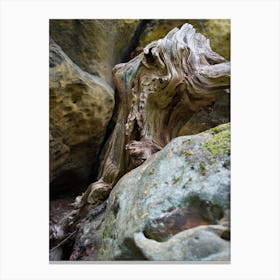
[{"xmin": 1, "ymin": 0, "xmax": 279, "ymax": 279}]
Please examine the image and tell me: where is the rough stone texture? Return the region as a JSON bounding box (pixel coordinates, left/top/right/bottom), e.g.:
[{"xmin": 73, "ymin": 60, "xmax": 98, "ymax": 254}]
[
  {"xmin": 49, "ymin": 40, "xmax": 114, "ymax": 196},
  {"xmin": 179, "ymin": 89, "xmax": 230, "ymax": 136},
  {"xmin": 134, "ymin": 225, "xmax": 230, "ymax": 261},
  {"xmin": 98, "ymin": 123, "xmax": 230, "ymax": 261},
  {"xmin": 50, "ymin": 19, "xmax": 140, "ymax": 84},
  {"xmin": 201, "ymin": 20, "xmax": 230, "ymax": 60},
  {"xmin": 138, "ymin": 19, "xmax": 230, "ymax": 60},
  {"xmin": 70, "ymin": 203, "xmax": 107, "ymax": 261}
]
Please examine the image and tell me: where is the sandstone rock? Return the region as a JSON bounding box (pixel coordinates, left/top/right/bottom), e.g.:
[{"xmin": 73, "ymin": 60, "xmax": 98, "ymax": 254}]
[
  {"xmin": 49, "ymin": 20, "xmax": 140, "ymax": 84},
  {"xmin": 201, "ymin": 19, "xmax": 230, "ymax": 60},
  {"xmin": 49, "ymin": 40, "xmax": 114, "ymax": 196},
  {"xmin": 179, "ymin": 90, "xmax": 230, "ymax": 136},
  {"xmin": 98, "ymin": 123, "xmax": 230, "ymax": 261},
  {"xmin": 138, "ymin": 20, "xmax": 192, "ymax": 48}
]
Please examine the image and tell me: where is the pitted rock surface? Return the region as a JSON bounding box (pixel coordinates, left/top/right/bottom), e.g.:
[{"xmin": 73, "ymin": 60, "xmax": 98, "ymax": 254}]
[{"xmin": 50, "ymin": 40, "xmax": 114, "ymax": 196}]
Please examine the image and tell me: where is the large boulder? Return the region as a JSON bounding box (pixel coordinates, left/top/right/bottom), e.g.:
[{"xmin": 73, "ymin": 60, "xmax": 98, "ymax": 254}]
[
  {"xmin": 49, "ymin": 40, "xmax": 114, "ymax": 196},
  {"xmin": 98, "ymin": 123, "xmax": 230, "ymax": 261},
  {"xmin": 49, "ymin": 20, "xmax": 140, "ymax": 84}
]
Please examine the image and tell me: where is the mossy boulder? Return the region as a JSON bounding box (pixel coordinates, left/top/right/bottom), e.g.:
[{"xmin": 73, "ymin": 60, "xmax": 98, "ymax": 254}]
[
  {"xmin": 203, "ymin": 123, "xmax": 230, "ymax": 156},
  {"xmin": 97, "ymin": 123, "xmax": 230, "ymax": 261}
]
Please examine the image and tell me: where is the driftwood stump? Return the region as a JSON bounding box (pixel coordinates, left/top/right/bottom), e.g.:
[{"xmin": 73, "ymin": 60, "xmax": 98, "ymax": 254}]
[{"xmin": 78, "ymin": 23, "xmax": 230, "ymax": 208}]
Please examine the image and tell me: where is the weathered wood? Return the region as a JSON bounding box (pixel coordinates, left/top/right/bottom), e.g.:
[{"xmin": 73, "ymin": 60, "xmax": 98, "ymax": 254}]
[{"xmin": 77, "ymin": 23, "xmax": 230, "ymax": 208}]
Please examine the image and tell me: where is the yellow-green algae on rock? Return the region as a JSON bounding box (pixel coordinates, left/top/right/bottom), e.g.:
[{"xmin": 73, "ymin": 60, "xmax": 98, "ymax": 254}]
[
  {"xmin": 97, "ymin": 125, "xmax": 230, "ymax": 261},
  {"xmin": 203, "ymin": 123, "xmax": 230, "ymax": 156}
]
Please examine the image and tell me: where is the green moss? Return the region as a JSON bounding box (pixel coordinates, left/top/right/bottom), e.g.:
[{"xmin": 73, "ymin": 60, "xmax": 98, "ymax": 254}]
[
  {"xmin": 183, "ymin": 138, "xmax": 192, "ymax": 145},
  {"xmin": 203, "ymin": 123, "xmax": 230, "ymax": 156},
  {"xmin": 210, "ymin": 123, "xmax": 230, "ymax": 134},
  {"xmin": 199, "ymin": 162, "xmax": 206, "ymax": 175},
  {"xmin": 172, "ymin": 176, "xmax": 180, "ymax": 184},
  {"xmin": 183, "ymin": 177, "xmax": 192, "ymax": 189},
  {"xmin": 97, "ymin": 201, "xmax": 117, "ymax": 260}
]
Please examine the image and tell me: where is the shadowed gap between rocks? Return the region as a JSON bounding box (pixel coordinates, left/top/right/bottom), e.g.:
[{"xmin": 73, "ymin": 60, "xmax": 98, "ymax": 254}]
[{"xmin": 120, "ymin": 20, "xmax": 152, "ymax": 62}]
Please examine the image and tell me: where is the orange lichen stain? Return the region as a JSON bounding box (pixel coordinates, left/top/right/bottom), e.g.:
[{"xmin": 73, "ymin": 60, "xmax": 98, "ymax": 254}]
[
  {"xmin": 148, "ymin": 168, "xmax": 155, "ymax": 175},
  {"xmin": 167, "ymin": 151, "xmax": 173, "ymax": 158},
  {"xmin": 184, "ymin": 150, "xmax": 193, "ymax": 156}
]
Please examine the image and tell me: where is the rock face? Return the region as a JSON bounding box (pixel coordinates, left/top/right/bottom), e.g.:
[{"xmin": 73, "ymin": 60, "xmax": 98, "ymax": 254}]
[
  {"xmin": 134, "ymin": 225, "xmax": 230, "ymax": 261},
  {"xmin": 98, "ymin": 123, "xmax": 230, "ymax": 261},
  {"xmin": 50, "ymin": 20, "xmax": 140, "ymax": 84},
  {"xmin": 179, "ymin": 90, "xmax": 230, "ymax": 136},
  {"xmin": 200, "ymin": 20, "xmax": 230, "ymax": 60},
  {"xmin": 49, "ymin": 40, "xmax": 114, "ymax": 196}
]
